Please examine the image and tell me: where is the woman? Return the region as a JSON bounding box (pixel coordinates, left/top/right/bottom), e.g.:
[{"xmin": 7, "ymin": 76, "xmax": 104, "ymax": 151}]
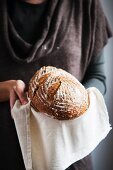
[{"xmin": 0, "ymin": 0, "xmax": 112, "ymax": 169}]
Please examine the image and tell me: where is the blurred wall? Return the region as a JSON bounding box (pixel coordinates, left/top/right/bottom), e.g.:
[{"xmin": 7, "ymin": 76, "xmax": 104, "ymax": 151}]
[{"xmin": 92, "ymin": 0, "xmax": 113, "ymax": 170}]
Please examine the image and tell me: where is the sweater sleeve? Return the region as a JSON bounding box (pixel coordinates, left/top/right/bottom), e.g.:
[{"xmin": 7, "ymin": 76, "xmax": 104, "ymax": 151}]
[
  {"xmin": 82, "ymin": 50, "xmax": 106, "ymax": 95},
  {"xmin": 90, "ymin": 0, "xmax": 113, "ymax": 59},
  {"xmin": 82, "ymin": 0, "xmax": 113, "ymax": 95}
]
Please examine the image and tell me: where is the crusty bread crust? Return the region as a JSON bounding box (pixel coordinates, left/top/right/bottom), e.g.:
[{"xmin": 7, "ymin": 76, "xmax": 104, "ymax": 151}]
[{"xmin": 28, "ymin": 66, "xmax": 89, "ymax": 120}]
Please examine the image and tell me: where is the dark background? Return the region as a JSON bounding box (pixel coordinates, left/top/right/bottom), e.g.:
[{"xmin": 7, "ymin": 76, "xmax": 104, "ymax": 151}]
[{"xmin": 92, "ymin": 1, "xmax": 113, "ymax": 170}]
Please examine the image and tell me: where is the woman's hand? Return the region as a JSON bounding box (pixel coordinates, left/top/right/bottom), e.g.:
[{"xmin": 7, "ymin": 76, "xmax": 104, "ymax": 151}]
[
  {"xmin": 0, "ymin": 80, "xmax": 17, "ymax": 102},
  {"xmin": 0, "ymin": 80, "xmax": 28, "ymax": 109},
  {"xmin": 10, "ymin": 80, "xmax": 28, "ymax": 109}
]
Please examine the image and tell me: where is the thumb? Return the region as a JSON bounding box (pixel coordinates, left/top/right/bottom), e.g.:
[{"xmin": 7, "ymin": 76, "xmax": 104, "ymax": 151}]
[
  {"xmin": 13, "ymin": 80, "xmax": 28, "ymax": 105},
  {"xmin": 10, "ymin": 80, "xmax": 28, "ymax": 118},
  {"xmin": 10, "ymin": 88, "xmax": 18, "ymax": 110}
]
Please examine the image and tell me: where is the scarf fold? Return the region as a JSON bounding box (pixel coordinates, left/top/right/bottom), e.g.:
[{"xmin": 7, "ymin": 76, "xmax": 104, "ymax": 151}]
[{"xmin": 0, "ymin": 0, "xmax": 112, "ymax": 64}]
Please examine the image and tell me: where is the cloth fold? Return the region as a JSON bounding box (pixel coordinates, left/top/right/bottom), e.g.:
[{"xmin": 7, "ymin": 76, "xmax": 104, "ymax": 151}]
[{"xmin": 12, "ymin": 87, "xmax": 112, "ymax": 170}]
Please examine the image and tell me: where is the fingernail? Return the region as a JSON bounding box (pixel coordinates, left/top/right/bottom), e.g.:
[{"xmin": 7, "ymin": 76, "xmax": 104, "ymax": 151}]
[{"xmin": 22, "ymin": 101, "xmax": 28, "ymax": 105}]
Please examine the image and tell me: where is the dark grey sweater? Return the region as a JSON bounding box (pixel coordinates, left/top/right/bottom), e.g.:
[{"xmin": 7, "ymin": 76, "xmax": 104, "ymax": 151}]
[{"xmin": 0, "ymin": 0, "xmax": 112, "ymax": 170}]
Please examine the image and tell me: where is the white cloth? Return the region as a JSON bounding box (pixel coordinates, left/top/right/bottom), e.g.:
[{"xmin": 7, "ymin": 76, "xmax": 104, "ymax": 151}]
[{"xmin": 11, "ymin": 87, "xmax": 112, "ymax": 170}]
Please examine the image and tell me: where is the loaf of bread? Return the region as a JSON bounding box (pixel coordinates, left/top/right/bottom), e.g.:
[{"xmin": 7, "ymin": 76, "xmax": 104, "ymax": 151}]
[{"xmin": 28, "ymin": 66, "xmax": 89, "ymax": 120}]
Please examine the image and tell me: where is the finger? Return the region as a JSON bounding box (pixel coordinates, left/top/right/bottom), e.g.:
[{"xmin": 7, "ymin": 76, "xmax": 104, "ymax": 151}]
[
  {"xmin": 10, "ymin": 88, "xmax": 18, "ymax": 110},
  {"xmin": 14, "ymin": 80, "xmax": 28, "ymax": 105}
]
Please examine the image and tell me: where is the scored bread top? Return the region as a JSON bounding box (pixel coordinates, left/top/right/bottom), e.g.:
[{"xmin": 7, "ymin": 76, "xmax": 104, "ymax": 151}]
[{"xmin": 28, "ymin": 66, "xmax": 89, "ymax": 120}]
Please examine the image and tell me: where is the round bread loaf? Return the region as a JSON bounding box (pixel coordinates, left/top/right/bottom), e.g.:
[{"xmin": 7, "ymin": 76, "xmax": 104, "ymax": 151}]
[{"xmin": 28, "ymin": 66, "xmax": 89, "ymax": 120}]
